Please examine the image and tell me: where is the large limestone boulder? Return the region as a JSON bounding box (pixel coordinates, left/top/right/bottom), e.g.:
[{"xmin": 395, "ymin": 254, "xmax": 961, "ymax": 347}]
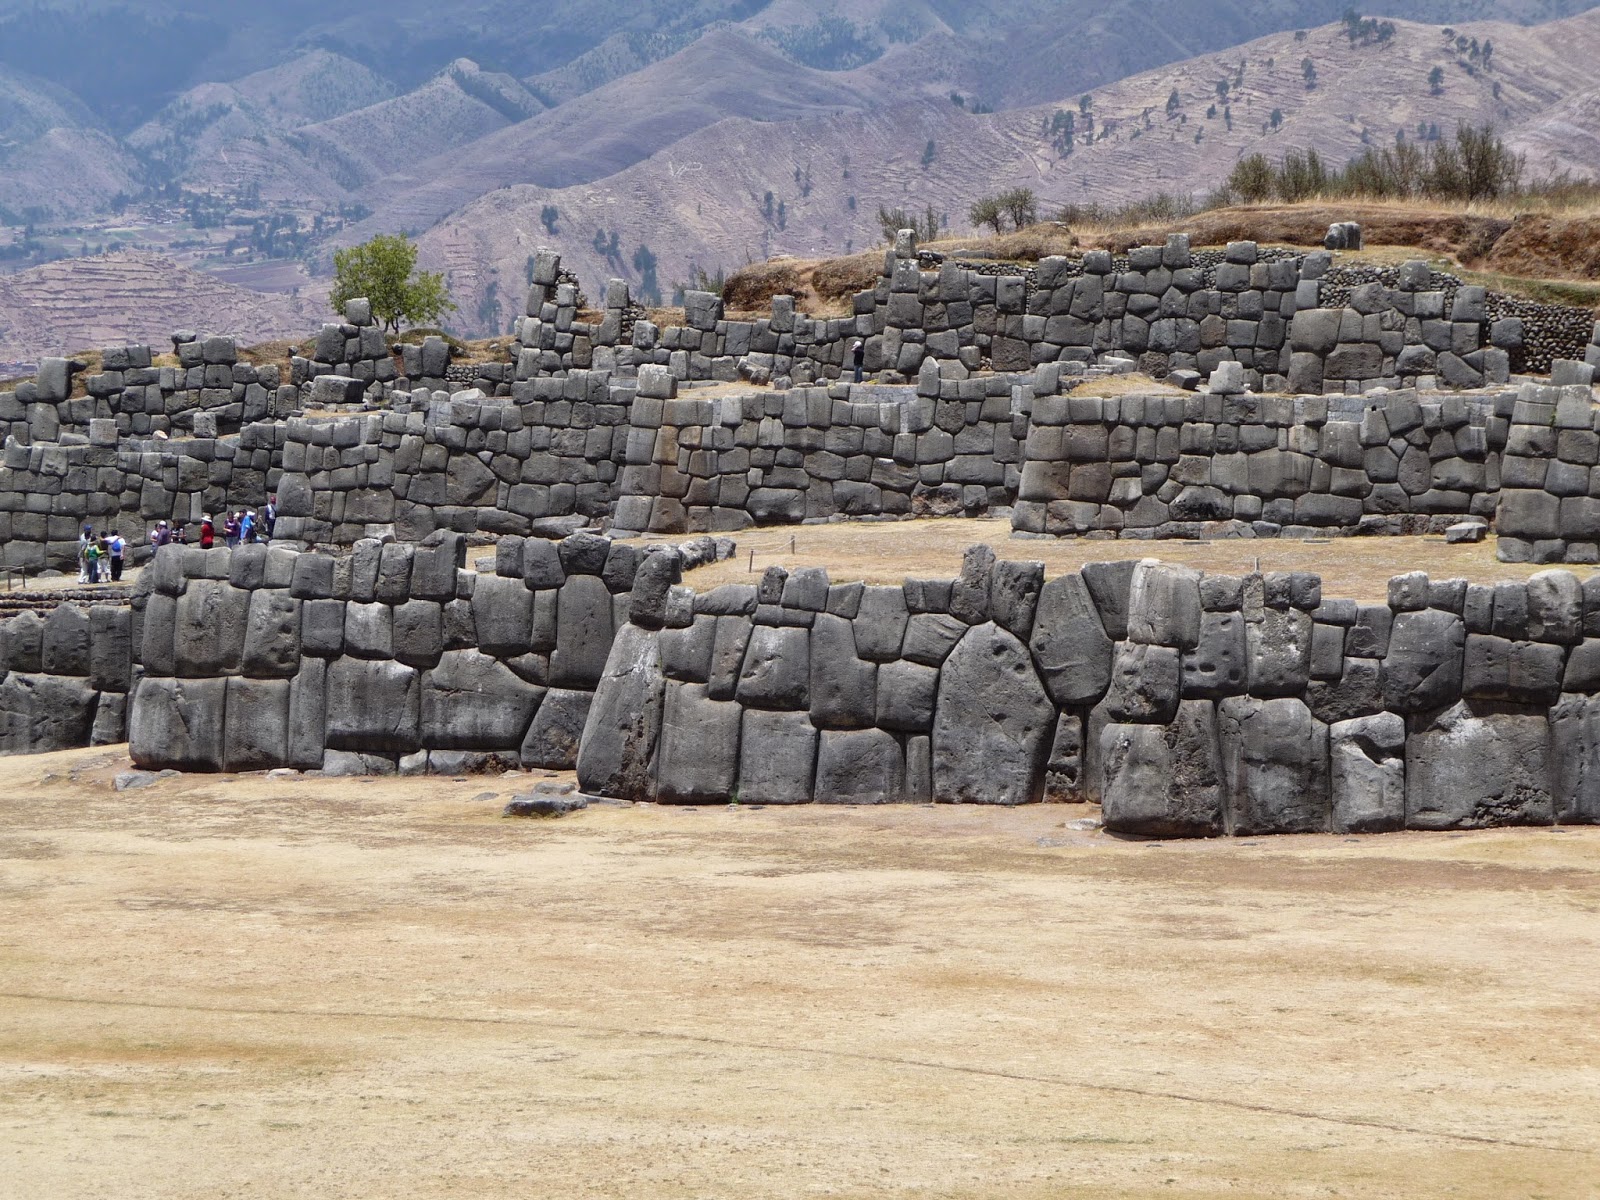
[
  {"xmin": 420, "ymin": 650, "xmax": 542, "ymax": 749},
  {"xmin": 1101, "ymin": 700, "xmax": 1225, "ymax": 837},
  {"xmin": 1406, "ymin": 701, "xmax": 1551, "ymax": 829},
  {"xmin": 1329, "ymin": 712, "xmax": 1405, "ymax": 833},
  {"xmin": 1218, "ymin": 696, "xmax": 1330, "ymax": 835},
  {"xmin": 1029, "ymin": 572, "xmax": 1113, "ymax": 705},
  {"xmin": 932, "ymin": 623, "xmax": 1054, "ymax": 805},
  {"xmin": 577, "ymin": 623, "xmax": 666, "ymax": 800}
]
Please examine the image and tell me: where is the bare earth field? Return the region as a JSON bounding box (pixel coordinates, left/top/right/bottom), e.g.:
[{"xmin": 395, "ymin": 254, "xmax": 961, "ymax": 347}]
[
  {"xmin": 649, "ymin": 521, "xmax": 1593, "ymax": 602},
  {"xmin": 2, "ymin": 747, "xmax": 1598, "ymax": 1198}
]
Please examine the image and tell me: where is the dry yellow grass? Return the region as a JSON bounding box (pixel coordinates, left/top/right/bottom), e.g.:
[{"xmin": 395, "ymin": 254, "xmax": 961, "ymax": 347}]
[
  {"xmin": 640, "ymin": 519, "xmax": 1589, "ymax": 603},
  {"xmin": 2, "ymin": 745, "xmax": 1598, "ymax": 1199}
]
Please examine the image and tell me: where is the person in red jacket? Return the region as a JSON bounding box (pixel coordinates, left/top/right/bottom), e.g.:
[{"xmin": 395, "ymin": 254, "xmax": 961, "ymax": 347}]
[{"xmin": 199, "ymin": 515, "xmax": 215, "ymax": 549}]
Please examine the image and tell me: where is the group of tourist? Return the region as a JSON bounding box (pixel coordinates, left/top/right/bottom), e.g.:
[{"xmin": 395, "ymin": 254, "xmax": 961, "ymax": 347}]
[
  {"xmin": 144, "ymin": 495, "xmax": 279, "ymax": 561},
  {"xmin": 76, "ymin": 527, "xmax": 126, "ymax": 584}
]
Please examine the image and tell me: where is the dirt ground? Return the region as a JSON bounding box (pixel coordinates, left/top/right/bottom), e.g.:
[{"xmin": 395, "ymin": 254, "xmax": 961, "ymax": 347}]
[
  {"xmin": 645, "ymin": 520, "xmax": 1594, "ymax": 603},
  {"xmin": 2, "ymin": 748, "xmax": 1598, "ymax": 1199}
]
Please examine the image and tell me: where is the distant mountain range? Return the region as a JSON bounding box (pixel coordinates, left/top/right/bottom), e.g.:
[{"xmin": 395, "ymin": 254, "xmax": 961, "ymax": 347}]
[{"xmin": 3, "ymin": 0, "xmax": 1600, "ymax": 355}]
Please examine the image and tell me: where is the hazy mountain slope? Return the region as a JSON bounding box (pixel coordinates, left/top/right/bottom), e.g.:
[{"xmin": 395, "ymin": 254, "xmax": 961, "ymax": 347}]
[
  {"xmin": 0, "ymin": 250, "xmax": 324, "ymax": 360},
  {"xmin": 241, "ymin": 59, "xmax": 541, "ymax": 203},
  {"xmin": 416, "ymin": 9, "xmax": 1600, "ymax": 336},
  {"xmin": 346, "ymin": 28, "xmax": 901, "ymax": 244},
  {"xmin": 128, "ymin": 50, "xmax": 396, "ymax": 180}
]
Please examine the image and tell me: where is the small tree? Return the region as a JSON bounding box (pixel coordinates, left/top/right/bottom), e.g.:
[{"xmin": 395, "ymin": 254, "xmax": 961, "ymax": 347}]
[
  {"xmin": 330, "ymin": 233, "xmax": 455, "ymax": 334},
  {"xmin": 1227, "ymin": 153, "xmax": 1275, "ymax": 203},
  {"xmin": 921, "ymin": 138, "xmax": 937, "ymax": 169},
  {"xmin": 1428, "ymin": 65, "xmax": 1445, "ymax": 95},
  {"xmin": 539, "ymin": 204, "xmax": 559, "ymax": 235},
  {"xmin": 1302, "ymin": 57, "xmax": 1317, "ymax": 89},
  {"xmin": 969, "ymin": 195, "xmax": 1004, "ymax": 234},
  {"xmin": 999, "ymin": 186, "xmax": 1039, "ymax": 229}
]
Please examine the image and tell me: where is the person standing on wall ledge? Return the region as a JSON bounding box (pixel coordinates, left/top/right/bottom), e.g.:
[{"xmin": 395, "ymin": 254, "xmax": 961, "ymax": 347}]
[
  {"xmin": 108, "ymin": 530, "xmax": 125, "ymax": 582},
  {"xmin": 851, "ymin": 339, "xmax": 865, "ymax": 385},
  {"xmin": 77, "ymin": 525, "xmax": 93, "ymax": 583}
]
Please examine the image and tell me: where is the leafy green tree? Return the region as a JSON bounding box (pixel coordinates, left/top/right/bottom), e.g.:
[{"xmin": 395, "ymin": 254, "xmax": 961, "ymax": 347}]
[
  {"xmin": 1227, "ymin": 153, "xmax": 1275, "ymax": 202},
  {"xmin": 1429, "ymin": 65, "xmax": 1445, "ymax": 95},
  {"xmin": 330, "ymin": 233, "xmax": 455, "ymax": 334},
  {"xmin": 999, "ymin": 187, "xmax": 1039, "ymax": 229},
  {"xmin": 969, "ymin": 195, "xmax": 1004, "ymax": 233}
]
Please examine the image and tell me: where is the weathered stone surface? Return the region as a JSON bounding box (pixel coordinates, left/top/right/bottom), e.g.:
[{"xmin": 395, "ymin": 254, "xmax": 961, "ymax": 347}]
[
  {"xmin": 876, "ymin": 659, "xmax": 939, "ymax": 732},
  {"xmin": 1383, "ymin": 609, "xmax": 1465, "ymax": 713},
  {"xmin": 325, "ymin": 658, "xmax": 421, "ymax": 754},
  {"xmin": 1101, "ymin": 642, "xmax": 1181, "ymax": 724},
  {"xmin": 550, "ymin": 574, "xmax": 617, "ymax": 688},
  {"xmin": 1127, "ymin": 561, "xmax": 1202, "ymax": 648},
  {"xmin": 173, "ymin": 579, "xmax": 248, "ymax": 677},
  {"xmin": 853, "ymin": 586, "xmax": 909, "ymax": 661},
  {"xmin": 1247, "ymin": 608, "xmax": 1313, "ymax": 698},
  {"xmin": 815, "ymin": 728, "xmax": 905, "ymax": 803},
  {"xmin": 128, "ymin": 676, "xmax": 226, "ymax": 770},
  {"xmin": 990, "ymin": 560, "xmax": 1045, "ymax": 641},
  {"xmin": 240, "ymin": 590, "xmax": 301, "ymax": 678},
  {"xmin": 1550, "ymin": 693, "xmax": 1600, "ymax": 824},
  {"xmin": 901, "ymin": 613, "xmax": 967, "ymax": 666},
  {"xmin": 1183, "ymin": 611, "xmax": 1247, "ymax": 698},
  {"xmin": 287, "ymin": 659, "xmax": 327, "ymax": 770},
  {"xmin": 1029, "ymin": 573, "xmax": 1114, "ymax": 706},
  {"xmin": 809, "ymin": 613, "xmax": 876, "ymax": 729},
  {"xmin": 1044, "ymin": 713, "xmax": 1084, "ymax": 802},
  {"xmin": 0, "ymin": 672, "xmax": 98, "ymax": 755},
  {"xmin": 421, "ymin": 650, "xmax": 541, "ymax": 749},
  {"xmin": 471, "ymin": 574, "xmax": 534, "ymax": 658},
  {"xmin": 655, "ymin": 682, "xmax": 741, "ymax": 803},
  {"xmin": 932, "ymin": 623, "xmax": 1053, "ymax": 805},
  {"xmin": 1218, "ymin": 696, "xmax": 1330, "ymax": 835},
  {"xmin": 520, "ymin": 689, "xmax": 592, "ymax": 769},
  {"xmin": 1406, "ymin": 701, "xmax": 1551, "ymax": 828},
  {"xmin": 736, "ymin": 624, "xmax": 810, "ymax": 709},
  {"xmin": 659, "ymin": 614, "xmax": 717, "ymax": 683},
  {"xmin": 1329, "ymin": 712, "xmax": 1405, "ymax": 833},
  {"xmin": 223, "ymin": 677, "xmax": 290, "ymax": 771},
  {"xmin": 1101, "ymin": 700, "xmax": 1225, "ymax": 837},
  {"xmin": 737, "ymin": 709, "xmax": 818, "ymax": 804},
  {"xmin": 577, "ymin": 623, "xmax": 666, "ymax": 800}
]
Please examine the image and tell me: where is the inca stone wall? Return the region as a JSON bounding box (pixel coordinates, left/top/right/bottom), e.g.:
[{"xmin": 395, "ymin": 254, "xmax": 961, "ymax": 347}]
[
  {"xmin": 126, "ymin": 530, "xmax": 731, "ymax": 775},
  {"xmin": 573, "ymin": 549, "xmax": 1600, "ymax": 834},
  {"xmin": 1493, "ymin": 383, "xmax": 1600, "ymax": 564},
  {"xmin": 512, "ymin": 238, "xmax": 1553, "ymax": 397},
  {"xmin": 0, "ymin": 418, "xmax": 287, "ymax": 573},
  {"xmin": 0, "ymin": 600, "xmax": 134, "ymax": 753},
  {"xmin": 1013, "ymin": 387, "xmax": 1505, "ymax": 538},
  {"xmin": 0, "ymin": 335, "xmax": 293, "ymax": 445}
]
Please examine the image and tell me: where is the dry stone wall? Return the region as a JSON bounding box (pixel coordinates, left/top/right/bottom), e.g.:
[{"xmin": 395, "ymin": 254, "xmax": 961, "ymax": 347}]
[
  {"xmin": 0, "ymin": 600, "xmax": 133, "ymax": 753},
  {"xmin": 126, "ymin": 530, "xmax": 731, "ymax": 775},
  {"xmin": 574, "ymin": 549, "xmax": 1600, "ymax": 835},
  {"xmin": 1013, "ymin": 387, "xmax": 1506, "ymax": 538},
  {"xmin": 0, "ymin": 418, "xmax": 287, "ymax": 573},
  {"xmin": 511, "ymin": 238, "xmax": 1545, "ymax": 398}
]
